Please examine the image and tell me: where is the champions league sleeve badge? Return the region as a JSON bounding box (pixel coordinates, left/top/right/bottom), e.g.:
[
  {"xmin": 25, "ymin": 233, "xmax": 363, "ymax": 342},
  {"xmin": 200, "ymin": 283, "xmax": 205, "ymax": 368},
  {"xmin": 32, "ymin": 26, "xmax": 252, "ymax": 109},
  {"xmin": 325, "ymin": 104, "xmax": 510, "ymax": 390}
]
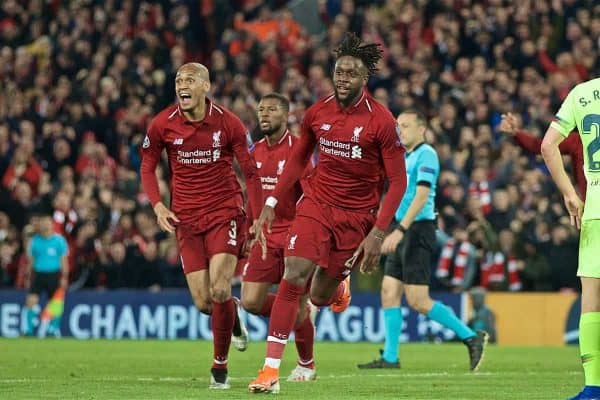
[{"xmin": 142, "ymin": 135, "xmax": 150, "ymax": 149}]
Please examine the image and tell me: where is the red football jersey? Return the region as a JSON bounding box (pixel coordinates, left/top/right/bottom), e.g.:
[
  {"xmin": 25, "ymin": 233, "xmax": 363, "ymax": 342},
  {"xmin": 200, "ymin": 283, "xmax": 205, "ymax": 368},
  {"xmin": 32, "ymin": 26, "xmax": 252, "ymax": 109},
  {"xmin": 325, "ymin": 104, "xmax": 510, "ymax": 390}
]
[
  {"xmin": 140, "ymin": 99, "xmax": 262, "ymax": 223},
  {"xmin": 253, "ymin": 130, "xmax": 306, "ymax": 244},
  {"xmin": 272, "ymin": 91, "xmax": 407, "ymax": 230}
]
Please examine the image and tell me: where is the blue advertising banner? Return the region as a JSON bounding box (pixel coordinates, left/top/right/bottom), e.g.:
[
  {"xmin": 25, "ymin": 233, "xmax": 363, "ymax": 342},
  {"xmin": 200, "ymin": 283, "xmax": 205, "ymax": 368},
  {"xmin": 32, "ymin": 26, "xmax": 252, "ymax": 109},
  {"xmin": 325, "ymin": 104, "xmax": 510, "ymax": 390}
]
[{"xmin": 0, "ymin": 290, "xmax": 465, "ymax": 342}]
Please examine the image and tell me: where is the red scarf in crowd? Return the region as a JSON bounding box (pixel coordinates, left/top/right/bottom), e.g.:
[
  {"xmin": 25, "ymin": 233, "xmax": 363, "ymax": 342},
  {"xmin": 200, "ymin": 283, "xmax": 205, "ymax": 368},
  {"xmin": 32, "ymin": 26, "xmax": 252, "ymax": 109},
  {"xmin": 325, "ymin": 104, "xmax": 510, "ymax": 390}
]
[
  {"xmin": 468, "ymin": 181, "xmax": 492, "ymax": 215},
  {"xmin": 480, "ymin": 251, "xmax": 522, "ymax": 291},
  {"xmin": 436, "ymin": 238, "xmax": 473, "ymax": 286}
]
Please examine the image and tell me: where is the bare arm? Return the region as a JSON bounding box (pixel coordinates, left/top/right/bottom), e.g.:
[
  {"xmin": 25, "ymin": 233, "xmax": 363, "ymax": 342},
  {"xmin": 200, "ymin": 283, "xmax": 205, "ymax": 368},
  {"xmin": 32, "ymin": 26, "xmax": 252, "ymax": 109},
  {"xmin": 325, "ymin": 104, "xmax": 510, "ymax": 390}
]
[
  {"xmin": 541, "ymin": 126, "xmax": 583, "ymax": 228},
  {"xmin": 381, "ymin": 185, "xmax": 428, "ymax": 255},
  {"xmin": 398, "ymin": 185, "xmax": 430, "ymax": 229}
]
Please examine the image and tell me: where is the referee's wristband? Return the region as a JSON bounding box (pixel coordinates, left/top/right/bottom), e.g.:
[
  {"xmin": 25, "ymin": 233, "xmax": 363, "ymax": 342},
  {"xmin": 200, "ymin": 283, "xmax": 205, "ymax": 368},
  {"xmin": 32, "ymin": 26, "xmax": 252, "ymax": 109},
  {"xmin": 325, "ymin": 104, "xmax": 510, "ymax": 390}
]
[
  {"xmin": 397, "ymin": 224, "xmax": 407, "ymax": 234},
  {"xmin": 265, "ymin": 196, "xmax": 278, "ymax": 208}
]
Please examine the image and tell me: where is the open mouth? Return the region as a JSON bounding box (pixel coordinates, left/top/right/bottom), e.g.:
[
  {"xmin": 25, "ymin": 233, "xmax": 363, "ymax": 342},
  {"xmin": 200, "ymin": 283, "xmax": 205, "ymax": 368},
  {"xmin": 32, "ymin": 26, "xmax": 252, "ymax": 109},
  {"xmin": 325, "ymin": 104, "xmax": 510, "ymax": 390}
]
[
  {"xmin": 259, "ymin": 120, "xmax": 271, "ymax": 129},
  {"xmin": 178, "ymin": 92, "xmax": 192, "ymax": 106}
]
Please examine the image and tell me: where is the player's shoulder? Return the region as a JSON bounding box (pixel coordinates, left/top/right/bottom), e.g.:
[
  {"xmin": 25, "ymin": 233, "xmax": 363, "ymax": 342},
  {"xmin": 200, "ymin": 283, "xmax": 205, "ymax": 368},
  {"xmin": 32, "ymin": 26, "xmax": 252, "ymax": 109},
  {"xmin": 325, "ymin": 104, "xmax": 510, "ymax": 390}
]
[
  {"xmin": 211, "ymin": 100, "xmax": 247, "ymax": 132},
  {"xmin": 151, "ymin": 104, "xmax": 180, "ymax": 127},
  {"xmin": 253, "ymin": 137, "xmax": 268, "ymax": 151},
  {"xmin": 210, "ymin": 100, "xmax": 238, "ymax": 122},
  {"xmin": 305, "ymin": 93, "xmax": 342, "ymax": 117},
  {"xmin": 310, "ymin": 93, "xmax": 336, "ymax": 109},
  {"xmin": 51, "ymin": 233, "xmax": 66, "ymax": 245},
  {"xmin": 366, "ymin": 94, "xmax": 395, "ymax": 122},
  {"xmin": 287, "ymin": 131, "xmax": 299, "ymax": 145},
  {"xmin": 365, "ymin": 95, "xmax": 397, "ymax": 134},
  {"xmin": 568, "ymin": 77, "xmax": 600, "ymax": 100},
  {"xmin": 418, "ymin": 143, "xmax": 440, "ymax": 161},
  {"xmin": 574, "ymin": 77, "xmax": 600, "ymax": 91}
]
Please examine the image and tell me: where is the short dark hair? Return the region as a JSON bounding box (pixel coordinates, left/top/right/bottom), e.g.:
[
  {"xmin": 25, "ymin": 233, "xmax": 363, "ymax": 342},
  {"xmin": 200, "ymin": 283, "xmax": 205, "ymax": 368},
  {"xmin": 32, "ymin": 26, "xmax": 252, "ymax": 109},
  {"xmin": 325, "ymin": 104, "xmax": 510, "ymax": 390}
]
[
  {"xmin": 401, "ymin": 108, "xmax": 427, "ymax": 126},
  {"xmin": 260, "ymin": 93, "xmax": 290, "ymax": 112},
  {"xmin": 333, "ymin": 32, "xmax": 383, "ymax": 76},
  {"xmin": 28, "ymin": 206, "xmax": 53, "ymax": 219}
]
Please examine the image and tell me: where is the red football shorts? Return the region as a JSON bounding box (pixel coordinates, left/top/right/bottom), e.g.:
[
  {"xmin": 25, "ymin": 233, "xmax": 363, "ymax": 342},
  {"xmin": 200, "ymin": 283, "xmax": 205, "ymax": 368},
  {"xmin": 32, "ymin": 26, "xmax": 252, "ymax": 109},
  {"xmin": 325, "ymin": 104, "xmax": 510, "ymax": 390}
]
[
  {"xmin": 284, "ymin": 196, "xmax": 376, "ymax": 281},
  {"xmin": 242, "ymin": 240, "xmax": 285, "ymax": 284},
  {"xmin": 242, "ymin": 226, "xmax": 289, "ymax": 284},
  {"xmin": 175, "ymin": 212, "xmax": 246, "ymax": 274}
]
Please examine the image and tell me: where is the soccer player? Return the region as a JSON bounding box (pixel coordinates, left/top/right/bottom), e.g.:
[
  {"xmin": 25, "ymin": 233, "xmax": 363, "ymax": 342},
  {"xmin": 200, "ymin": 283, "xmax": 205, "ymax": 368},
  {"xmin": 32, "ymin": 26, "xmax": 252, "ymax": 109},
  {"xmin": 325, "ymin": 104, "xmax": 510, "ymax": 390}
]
[
  {"xmin": 541, "ymin": 77, "xmax": 600, "ymax": 400},
  {"xmin": 140, "ymin": 63, "xmax": 262, "ymax": 389},
  {"xmin": 499, "ymin": 112, "xmax": 586, "ymax": 199},
  {"xmin": 241, "ymin": 93, "xmax": 317, "ymax": 382},
  {"xmin": 248, "ymin": 33, "xmax": 407, "ymax": 394},
  {"xmin": 357, "ymin": 110, "xmax": 488, "ymax": 371},
  {"xmin": 24, "ymin": 212, "xmax": 69, "ymax": 337}
]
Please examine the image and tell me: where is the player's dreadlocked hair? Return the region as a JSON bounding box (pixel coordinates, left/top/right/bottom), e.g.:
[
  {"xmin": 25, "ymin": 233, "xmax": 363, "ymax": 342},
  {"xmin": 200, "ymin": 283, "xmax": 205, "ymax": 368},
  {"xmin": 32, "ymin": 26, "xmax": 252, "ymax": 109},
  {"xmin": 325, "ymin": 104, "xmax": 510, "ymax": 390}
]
[{"xmin": 333, "ymin": 32, "xmax": 383, "ymax": 76}]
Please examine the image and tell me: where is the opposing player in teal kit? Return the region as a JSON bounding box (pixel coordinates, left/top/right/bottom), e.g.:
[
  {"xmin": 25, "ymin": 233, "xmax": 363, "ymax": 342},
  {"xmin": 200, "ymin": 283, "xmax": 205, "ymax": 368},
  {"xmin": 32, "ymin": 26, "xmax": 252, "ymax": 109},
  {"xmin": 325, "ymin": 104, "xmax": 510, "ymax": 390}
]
[{"xmin": 542, "ymin": 78, "xmax": 600, "ymax": 400}]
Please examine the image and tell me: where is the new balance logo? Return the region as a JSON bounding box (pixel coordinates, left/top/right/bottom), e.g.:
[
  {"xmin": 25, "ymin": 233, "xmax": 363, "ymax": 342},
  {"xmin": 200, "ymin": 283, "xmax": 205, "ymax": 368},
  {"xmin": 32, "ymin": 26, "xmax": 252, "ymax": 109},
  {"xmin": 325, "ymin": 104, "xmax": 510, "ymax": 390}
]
[
  {"xmin": 351, "ymin": 145, "xmax": 362, "ymax": 159},
  {"xmin": 288, "ymin": 234, "xmax": 298, "ymax": 250},
  {"xmin": 173, "ymin": 138, "xmax": 183, "ymax": 145},
  {"xmin": 320, "ymin": 123, "xmax": 331, "ymax": 131}
]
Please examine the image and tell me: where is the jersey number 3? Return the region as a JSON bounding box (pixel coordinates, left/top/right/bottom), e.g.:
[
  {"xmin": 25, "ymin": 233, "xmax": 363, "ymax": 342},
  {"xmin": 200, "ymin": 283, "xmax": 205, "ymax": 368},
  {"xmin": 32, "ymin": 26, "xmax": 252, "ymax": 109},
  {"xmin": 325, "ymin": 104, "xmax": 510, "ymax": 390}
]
[{"xmin": 583, "ymin": 114, "xmax": 600, "ymax": 172}]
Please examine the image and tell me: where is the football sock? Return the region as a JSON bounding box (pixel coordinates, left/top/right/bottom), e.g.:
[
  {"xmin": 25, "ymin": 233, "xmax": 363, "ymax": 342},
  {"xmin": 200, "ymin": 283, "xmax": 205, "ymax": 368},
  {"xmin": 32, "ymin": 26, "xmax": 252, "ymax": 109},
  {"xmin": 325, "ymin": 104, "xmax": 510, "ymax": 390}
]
[
  {"xmin": 211, "ymin": 298, "xmax": 235, "ymax": 369},
  {"xmin": 258, "ymin": 293, "xmax": 276, "ymax": 317},
  {"xmin": 427, "ymin": 301, "xmax": 475, "ymax": 340},
  {"xmin": 48, "ymin": 317, "xmax": 61, "ymax": 336},
  {"xmin": 25, "ymin": 305, "xmax": 40, "ymax": 336},
  {"xmin": 264, "ymin": 279, "xmax": 305, "ymax": 369},
  {"xmin": 382, "ymin": 307, "xmax": 402, "ymax": 363},
  {"xmin": 294, "ymin": 305, "xmax": 315, "ymax": 368},
  {"xmin": 579, "ymin": 312, "xmax": 600, "ymax": 386}
]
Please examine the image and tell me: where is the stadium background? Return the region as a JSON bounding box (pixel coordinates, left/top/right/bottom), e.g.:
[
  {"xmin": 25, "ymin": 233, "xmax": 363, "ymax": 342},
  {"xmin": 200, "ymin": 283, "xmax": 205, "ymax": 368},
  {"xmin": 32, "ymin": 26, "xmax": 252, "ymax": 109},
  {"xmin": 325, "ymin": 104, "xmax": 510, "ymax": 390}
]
[{"xmin": 0, "ymin": 0, "xmax": 598, "ymax": 345}]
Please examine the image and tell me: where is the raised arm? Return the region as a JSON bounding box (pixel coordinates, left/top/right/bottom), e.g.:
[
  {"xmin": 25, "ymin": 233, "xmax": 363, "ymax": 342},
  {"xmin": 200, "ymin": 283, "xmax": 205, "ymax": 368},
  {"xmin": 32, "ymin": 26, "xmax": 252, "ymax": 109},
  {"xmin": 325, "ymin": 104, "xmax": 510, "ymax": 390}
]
[{"xmin": 500, "ymin": 112, "xmax": 575, "ymax": 155}]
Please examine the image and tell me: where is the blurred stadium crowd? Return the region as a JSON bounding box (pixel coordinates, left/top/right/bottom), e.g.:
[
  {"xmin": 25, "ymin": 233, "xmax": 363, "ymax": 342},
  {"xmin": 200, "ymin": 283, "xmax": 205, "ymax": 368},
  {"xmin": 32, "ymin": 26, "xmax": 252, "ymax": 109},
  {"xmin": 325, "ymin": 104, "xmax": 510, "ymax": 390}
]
[{"xmin": 0, "ymin": 0, "xmax": 598, "ymax": 292}]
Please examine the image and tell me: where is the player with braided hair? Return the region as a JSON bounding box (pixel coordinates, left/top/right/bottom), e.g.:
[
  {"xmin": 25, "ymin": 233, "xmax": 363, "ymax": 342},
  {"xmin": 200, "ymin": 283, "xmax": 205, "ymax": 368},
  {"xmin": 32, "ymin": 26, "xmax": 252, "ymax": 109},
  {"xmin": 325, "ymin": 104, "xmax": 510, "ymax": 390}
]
[{"xmin": 248, "ymin": 32, "xmax": 407, "ymax": 394}]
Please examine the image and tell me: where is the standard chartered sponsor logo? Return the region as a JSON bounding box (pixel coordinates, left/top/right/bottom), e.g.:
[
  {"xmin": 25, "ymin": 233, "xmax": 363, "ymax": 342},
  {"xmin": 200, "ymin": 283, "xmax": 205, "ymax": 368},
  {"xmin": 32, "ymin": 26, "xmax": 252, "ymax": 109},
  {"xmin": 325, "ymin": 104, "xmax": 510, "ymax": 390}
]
[
  {"xmin": 176, "ymin": 149, "xmax": 221, "ymax": 164},
  {"xmin": 319, "ymin": 137, "xmax": 362, "ymax": 159}
]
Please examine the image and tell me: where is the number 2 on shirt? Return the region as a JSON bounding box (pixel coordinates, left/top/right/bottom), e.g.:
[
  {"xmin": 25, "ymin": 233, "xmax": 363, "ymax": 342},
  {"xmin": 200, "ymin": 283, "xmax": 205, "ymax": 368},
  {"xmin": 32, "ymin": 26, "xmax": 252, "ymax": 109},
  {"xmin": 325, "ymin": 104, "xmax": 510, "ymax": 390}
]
[{"xmin": 583, "ymin": 114, "xmax": 600, "ymax": 172}]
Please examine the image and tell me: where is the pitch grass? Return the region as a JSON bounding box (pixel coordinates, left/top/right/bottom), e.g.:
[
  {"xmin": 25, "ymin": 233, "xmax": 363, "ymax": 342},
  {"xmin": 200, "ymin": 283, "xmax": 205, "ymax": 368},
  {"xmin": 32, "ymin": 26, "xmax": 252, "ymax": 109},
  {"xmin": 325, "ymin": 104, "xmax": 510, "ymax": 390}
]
[{"xmin": 0, "ymin": 339, "xmax": 583, "ymax": 399}]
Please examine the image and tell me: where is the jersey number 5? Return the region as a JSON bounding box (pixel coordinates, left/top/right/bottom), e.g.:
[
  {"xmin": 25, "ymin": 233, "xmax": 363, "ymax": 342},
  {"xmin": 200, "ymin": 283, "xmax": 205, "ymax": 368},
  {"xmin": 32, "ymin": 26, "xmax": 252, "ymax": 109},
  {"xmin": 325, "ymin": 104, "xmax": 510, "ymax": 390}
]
[{"xmin": 583, "ymin": 114, "xmax": 600, "ymax": 172}]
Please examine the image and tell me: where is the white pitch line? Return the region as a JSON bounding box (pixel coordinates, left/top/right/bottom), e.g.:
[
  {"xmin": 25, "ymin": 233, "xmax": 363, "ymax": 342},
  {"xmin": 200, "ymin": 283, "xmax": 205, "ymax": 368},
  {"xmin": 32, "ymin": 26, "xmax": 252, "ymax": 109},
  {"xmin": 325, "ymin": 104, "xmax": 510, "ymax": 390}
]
[
  {"xmin": 0, "ymin": 372, "xmax": 491, "ymax": 384},
  {"xmin": 0, "ymin": 370, "xmax": 574, "ymax": 384}
]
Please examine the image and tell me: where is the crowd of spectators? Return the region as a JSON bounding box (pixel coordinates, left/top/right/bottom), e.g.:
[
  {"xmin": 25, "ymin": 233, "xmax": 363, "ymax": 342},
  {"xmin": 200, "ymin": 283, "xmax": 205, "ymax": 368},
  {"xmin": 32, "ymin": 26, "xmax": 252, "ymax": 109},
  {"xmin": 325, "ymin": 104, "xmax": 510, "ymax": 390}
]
[{"xmin": 0, "ymin": 0, "xmax": 598, "ymax": 292}]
